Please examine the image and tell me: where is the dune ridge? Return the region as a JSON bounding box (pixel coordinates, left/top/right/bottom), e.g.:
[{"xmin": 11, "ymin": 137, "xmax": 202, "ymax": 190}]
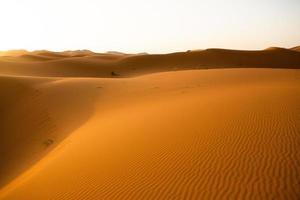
[
  {"xmin": 0, "ymin": 75, "xmax": 100, "ymax": 189},
  {"xmin": 291, "ymin": 46, "xmax": 300, "ymax": 52},
  {"xmin": 0, "ymin": 47, "xmax": 299, "ymax": 78}
]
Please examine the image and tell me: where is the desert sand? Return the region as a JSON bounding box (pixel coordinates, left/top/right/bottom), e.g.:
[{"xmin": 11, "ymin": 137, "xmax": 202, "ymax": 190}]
[{"xmin": 0, "ymin": 48, "xmax": 300, "ymax": 199}]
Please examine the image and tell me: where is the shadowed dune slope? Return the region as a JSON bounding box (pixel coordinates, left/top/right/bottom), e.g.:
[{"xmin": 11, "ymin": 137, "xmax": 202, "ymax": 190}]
[
  {"xmin": 0, "ymin": 76, "xmax": 102, "ymax": 189},
  {"xmin": 0, "ymin": 69, "xmax": 300, "ymax": 200},
  {"xmin": 0, "ymin": 48, "xmax": 300, "ymax": 77}
]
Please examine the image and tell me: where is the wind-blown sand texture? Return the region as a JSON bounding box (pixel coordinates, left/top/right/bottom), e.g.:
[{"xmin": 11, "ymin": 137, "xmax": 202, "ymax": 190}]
[{"xmin": 0, "ymin": 48, "xmax": 300, "ymax": 199}]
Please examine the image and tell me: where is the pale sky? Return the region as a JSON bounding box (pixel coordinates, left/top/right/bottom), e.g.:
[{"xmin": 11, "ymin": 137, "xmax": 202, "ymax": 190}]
[{"xmin": 0, "ymin": 0, "xmax": 299, "ymax": 53}]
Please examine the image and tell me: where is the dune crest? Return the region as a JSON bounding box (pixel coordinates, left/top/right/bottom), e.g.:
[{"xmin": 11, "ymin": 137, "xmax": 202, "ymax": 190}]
[
  {"xmin": 291, "ymin": 46, "xmax": 300, "ymax": 52},
  {"xmin": 0, "ymin": 47, "xmax": 299, "ymax": 78}
]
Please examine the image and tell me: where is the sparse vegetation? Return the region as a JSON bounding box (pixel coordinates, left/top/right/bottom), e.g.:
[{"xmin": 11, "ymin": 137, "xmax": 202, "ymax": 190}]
[
  {"xmin": 111, "ymin": 71, "xmax": 119, "ymax": 76},
  {"xmin": 43, "ymin": 139, "xmax": 54, "ymax": 147}
]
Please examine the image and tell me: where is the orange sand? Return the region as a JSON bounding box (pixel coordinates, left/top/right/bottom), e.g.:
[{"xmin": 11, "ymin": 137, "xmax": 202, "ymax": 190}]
[{"xmin": 0, "ymin": 48, "xmax": 300, "ymax": 199}]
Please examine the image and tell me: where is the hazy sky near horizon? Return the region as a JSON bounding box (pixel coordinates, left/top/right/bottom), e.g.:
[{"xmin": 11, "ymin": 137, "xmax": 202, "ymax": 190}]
[{"xmin": 1, "ymin": 0, "xmax": 299, "ymax": 53}]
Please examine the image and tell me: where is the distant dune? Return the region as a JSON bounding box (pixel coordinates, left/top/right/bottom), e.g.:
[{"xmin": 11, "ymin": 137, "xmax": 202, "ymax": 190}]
[
  {"xmin": 0, "ymin": 47, "xmax": 299, "ymax": 78},
  {"xmin": 0, "ymin": 48, "xmax": 300, "ymax": 199},
  {"xmin": 0, "ymin": 50, "xmax": 29, "ymax": 57},
  {"xmin": 291, "ymin": 46, "xmax": 300, "ymax": 52}
]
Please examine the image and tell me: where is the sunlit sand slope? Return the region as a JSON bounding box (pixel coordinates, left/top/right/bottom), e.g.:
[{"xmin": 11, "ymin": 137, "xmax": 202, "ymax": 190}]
[
  {"xmin": 291, "ymin": 46, "xmax": 300, "ymax": 52},
  {"xmin": 0, "ymin": 69, "xmax": 299, "ymax": 200}
]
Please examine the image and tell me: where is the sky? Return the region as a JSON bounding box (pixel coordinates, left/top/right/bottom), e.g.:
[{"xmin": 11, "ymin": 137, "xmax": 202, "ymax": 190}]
[{"xmin": 0, "ymin": 0, "xmax": 299, "ymax": 53}]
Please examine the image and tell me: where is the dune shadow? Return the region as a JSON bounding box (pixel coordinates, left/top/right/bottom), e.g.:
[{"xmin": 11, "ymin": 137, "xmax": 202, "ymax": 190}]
[{"xmin": 0, "ymin": 76, "xmax": 97, "ymax": 189}]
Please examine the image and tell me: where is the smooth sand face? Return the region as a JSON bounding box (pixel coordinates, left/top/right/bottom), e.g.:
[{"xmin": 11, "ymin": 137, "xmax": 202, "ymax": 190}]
[
  {"xmin": 0, "ymin": 49, "xmax": 300, "ymax": 199},
  {"xmin": 0, "ymin": 48, "xmax": 300, "ymax": 200}
]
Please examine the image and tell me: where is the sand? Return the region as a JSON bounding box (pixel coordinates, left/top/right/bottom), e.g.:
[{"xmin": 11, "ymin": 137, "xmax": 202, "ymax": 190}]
[
  {"xmin": 0, "ymin": 48, "xmax": 300, "ymax": 199},
  {"xmin": 291, "ymin": 46, "xmax": 300, "ymax": 52},
  {"xmin": 1, "ymin": 47, "xmax": 300, "ymax": 78}
]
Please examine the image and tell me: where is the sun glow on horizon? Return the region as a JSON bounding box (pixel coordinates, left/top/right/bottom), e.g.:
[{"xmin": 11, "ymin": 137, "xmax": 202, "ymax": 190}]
[{"xmin": 0, "ymin": 0, "xmax": 300, "ymax": 53}]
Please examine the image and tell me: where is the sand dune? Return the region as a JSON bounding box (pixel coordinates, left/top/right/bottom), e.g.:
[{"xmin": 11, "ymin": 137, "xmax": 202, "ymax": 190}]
[
  {"xmin": 0, "ymin": 48, "xmax": 300, "ymax": 199},
  {"xmin": 0, "ymin": 50, "xmax": 29, "ymax": 57},
  {"xmin": 0, "ymin": 54, "xmax": 55, "ymax": 62},
  {"xmin": 0, "ymin": 48, "xmax": 299, "ymax": 78},
  {"xmin": 291, "ymin": 46, "xmax": 300, "ymax": 52},
  {"xmin": 0, "ymin": 75, "xmax": 101, "ymax": 189}
]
